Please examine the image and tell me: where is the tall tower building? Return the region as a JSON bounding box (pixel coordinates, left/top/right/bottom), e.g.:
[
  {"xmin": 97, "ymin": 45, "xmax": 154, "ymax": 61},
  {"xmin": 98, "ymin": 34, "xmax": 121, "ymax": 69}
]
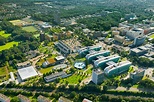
[
  {"xmin": 92, "ymin": 69, "xmax": 104, "ymax": 84},
  {"xmin": 40, "ymin": 31, "xmax": 45, "ymax": 42},
  {"xmin": 54, "ymin": 10, "xmax": 61, "ymax": 25}
]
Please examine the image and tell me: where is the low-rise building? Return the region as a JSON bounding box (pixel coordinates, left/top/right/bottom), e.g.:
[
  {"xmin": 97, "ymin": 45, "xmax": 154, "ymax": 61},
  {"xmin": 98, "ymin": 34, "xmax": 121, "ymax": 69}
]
[
  {"xmin": 53, "ymin": 64, "xmax": 67, "ymax": 70},
  {"xmin": 17, "ymin": 94, "xmax": 30, "ymax": 102},
  {"xmin": 82, "ymin": 98, "xmax": 92, "ymax": 102},
  {"xmin": 55, "ymin": 56, "xmax": 65, "ymax": 63},
  {"xmin": 114, "ymin": 35, "xmax": 125, "ymax": 44},
  {"xmin": 37, "ymin": 95, "xmax": 51, "ymax": 102},
  {"xmin": 0, "ymin": 93, "xmax": 10, "ymax": 102},
  {"xmin": 42, "ymin": 58, "xmax": 56, "ymax": 68},
  {"xmin": 18, "ymin": 66, "xmax": 38, "ymax": 81},
  {"xmin": 130, "ymin": 68, "xmax": 153, "ymax": 82},
  {"xmin": 112, "ymin": 31, "xmax": 120, "ymax": 35},
  {"xmin": 130, "ymin": 46, "xmax": 149, "ymax": 56},
  {"xmin": 92, "ymin": 69, "xmax": 104, "ymax": 85},
  {"xmin": 44, "ymin": 71, "xmax": 69, "ymax": 82},
  {"xmin": 58, "ymin": 96, "xmax": 72, "ymax": 102}
]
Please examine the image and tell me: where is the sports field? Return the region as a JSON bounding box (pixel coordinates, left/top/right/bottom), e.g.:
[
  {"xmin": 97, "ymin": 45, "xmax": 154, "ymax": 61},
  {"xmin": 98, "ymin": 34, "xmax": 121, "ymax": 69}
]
[
  {"xmin": 22, "ymin": 26, "xmax": 38, "ymax": 32},
  {"xmin": 0, "ymin": 31, "xmax": 11, "ymax": 38},
  {"xmin": 10, "ymin": 20, "xmax": 26, "ymax": 26},
  {"xmin": 0, "ymin": 41, "xmax": 19, "ymax": 51}
]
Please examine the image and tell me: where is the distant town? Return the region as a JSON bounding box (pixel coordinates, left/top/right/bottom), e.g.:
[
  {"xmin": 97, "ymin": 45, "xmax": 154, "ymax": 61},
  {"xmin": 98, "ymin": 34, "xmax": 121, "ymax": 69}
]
[{"xmin": 0, "ymin": 0, "xmax": 154, "ymax": 102}]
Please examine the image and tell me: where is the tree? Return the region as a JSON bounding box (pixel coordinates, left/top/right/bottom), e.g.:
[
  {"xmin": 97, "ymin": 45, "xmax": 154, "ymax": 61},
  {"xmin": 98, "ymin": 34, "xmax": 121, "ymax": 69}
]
[{"xmin": 103, "ymin": 85, "xmax": 108, "ymax": 92}]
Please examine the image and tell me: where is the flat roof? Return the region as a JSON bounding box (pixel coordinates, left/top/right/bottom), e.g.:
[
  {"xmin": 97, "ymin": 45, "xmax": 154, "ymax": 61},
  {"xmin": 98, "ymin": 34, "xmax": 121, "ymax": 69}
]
[
  {"xmin": 59, "ymin": 96, "xmax": 72, "ymax": 102},
  {"xmin": 18, "ymin": 66, "xmax": 38, "ymax": 80},
  {"xmin": 93, "ymin": 69, "xmax": 103, "ymax": 75},
  {"xmin": 38, "ymin": 95, "xmax": 51, "ymax": 102},
  {"xmin": 131, "ymin": 48, "xmax": 141, "ymax": 53},
  {"xmin": 0, "ymin": 93, "xmax": 10, "ymax": 101},
  {"xmin": 53, "ymin": 64, "xmax": 67, "ymax": 70},
  {"xmin": 74, "ymin": 62, "xmax": 86, "ymax": 69},
  {"xmin": 55, "ymin": 56, "xmax": 65, "ymax": 61}
]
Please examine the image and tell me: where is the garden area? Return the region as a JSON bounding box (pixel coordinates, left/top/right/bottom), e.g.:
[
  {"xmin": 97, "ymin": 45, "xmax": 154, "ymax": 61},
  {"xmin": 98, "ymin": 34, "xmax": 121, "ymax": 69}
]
[
  {"xmin": 0, "ymin": 31, "xmax": 11, "ymax": 38},
  {"xmin": 0, "ymin": 41, "xmax": 19, "ymax": 51},
  {"xmin": 60, "ymin": 66, "xmax": 92, "ymax": 85}
]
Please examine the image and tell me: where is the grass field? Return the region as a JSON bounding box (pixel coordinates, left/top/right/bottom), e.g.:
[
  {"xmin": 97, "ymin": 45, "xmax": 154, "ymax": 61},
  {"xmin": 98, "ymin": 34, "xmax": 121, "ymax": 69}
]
[
  {"xmin": 39, "ymin": 67, "xmax": 53, "ymax": 74},
  {"xmin": 0, "ymin": 67, "xmax": 6, "ymax": 76},
  {"xmin": 0, "ymin": 41, "xmax": 19, "ymax": 51},
  {"xmin": 10, "ymin": 20, "xmax": 26, "ymax": 26},
  {"xmin": 22, "ymin": 26, "xmax": 38, "ymax": 32},
  {"xmin": 150, "ymin": 34, "xmax": 154, "ymax": 39},
  {"xmin": 0, "ymin": 31, "xmax": 11, "ymax": 38},
  {"xmin": 61, "ymin": 73, "xmax": 87, "ymax": 84}
]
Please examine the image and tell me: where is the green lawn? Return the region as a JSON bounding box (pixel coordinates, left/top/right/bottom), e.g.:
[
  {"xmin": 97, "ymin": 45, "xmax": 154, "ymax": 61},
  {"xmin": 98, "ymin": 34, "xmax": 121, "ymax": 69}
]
[
  {"xmin": 22, "ymin": 26, "xmax": 38, "ymax": 32},
  {"xmin": 0, "ymin": 66, "xmax": 6, "ymax": 76},
  {"xmin": 61, "ymin": 73, "xmax": 87, "ymax": 84},
  {"xmin": 39, "ymin": 67, "xmax": 53, "ymax": 74},
  {"xmin": 0, "ymin": 41, "xmax": 19, "ymax": 51},
  {"xmin": 0, "ymin": 31, "xmax": 11, "ymax": 38},
  {"xmin": 150, "ymin": 34, "xmax": 154, "ymax": 39}
]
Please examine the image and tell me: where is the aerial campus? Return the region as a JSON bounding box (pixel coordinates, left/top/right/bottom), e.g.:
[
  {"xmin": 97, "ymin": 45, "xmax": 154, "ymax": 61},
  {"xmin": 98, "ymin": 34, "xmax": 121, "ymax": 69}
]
[{"xmin": 0, "ymin": 0, "xmax": 154, "ymax": 102}]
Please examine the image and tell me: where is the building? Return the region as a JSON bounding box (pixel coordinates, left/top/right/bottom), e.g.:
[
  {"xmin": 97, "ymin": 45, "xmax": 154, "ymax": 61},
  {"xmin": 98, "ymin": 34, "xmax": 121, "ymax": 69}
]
[
  {"xmin": 92, "ymin": 69, "xmax": 104, "ymax": 84},
  {"xmin": 55, "ymin": 56, "xmax": 65, "ymax": 63},
  {"xmin": 40, "ymin": 32, "xmax": 45, "ymax": 42},
  {"xmin": 130, "ymin": 69, "xmax": 145, "ymax": 81},
  {"xmin": 17, "ymin": 94, "xmax": 30, "ymax": 102},
  {"xmin": 112, "ymin": 31, "xmax": 120, "ymax": 35},
  {"xmin": 78, "ymin": 45, "xmax": 102, "ymax": 57},
  {"xmin": 125, "ymin": 13, "xmax": 137, "ymax": 20},
  {"xmin": 74, "ymin": 62, "xmax": 86, "ymax": 69},
  {"xmin": 82, "ymin": 98, "xmax": 92, "ymax": 102},
  {"xmin": 58, "ymin": 96, "xmax": 72, "ymax": 102},
  {"xmin": 10, "ymin": 72, "xmax": 15, "ymax": 81},
  {"xmin": 0, "ymin": 93, "xmax": 10, "ymax": 102},
  {"xmin": 18, "ymin": 66, "xmax": 38, "ymax": 81},
  {"xmin": 37, "ymin": 95, "xmax": 51, "ymax": 102},
  {"xmin": 54, "ymin": 10, "xmax": 61, "ymax": 25},
  {"xmin": 133, "ymin": 36, "xmax": 146, "ymax": 47},
  {"xmin": 93, "ymin": 31, "xmax": 103, "ymax": 38},
  {"xmin": 94, "ymin": 55, "xmax": 120, "ymax": 68},
  {"xmin": 54, "ymin": 41, "xmax": 72, "ymax": 55},
  {"xmin": 42, "ymin": 58, "xmax": 56, "ymax": 68},
  {"xmin": 130, "ymin": 46, "xmax": 149, "ymax": 56},
  {"xmin": 44, "ymin": 71, "xmax": 69, "ymax": 82},
  {"xmin": 53, "ymin": 64, "xmax": 67, "ymax": 70},
  {"xmin": 114, "ymin": 35, "xmax": 125, "ymax": 44},
  {"xmin": 126, "ymin": 28, "xmax": 144, "ymax": 40},
  {"xmin": 130, "ymin": 68, "xmax": 153, "ymax": 81},
  {"xmin": 86, "ymin": 50, "xmax": 110, "ymax": 63},
  {"xmin": 104, "ymin": 61, "xmax": 132, "ymax": 77}
]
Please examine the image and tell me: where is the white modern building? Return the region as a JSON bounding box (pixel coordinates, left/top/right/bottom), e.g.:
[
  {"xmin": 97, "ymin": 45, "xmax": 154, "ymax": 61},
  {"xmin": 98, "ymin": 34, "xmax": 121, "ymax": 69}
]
[
  {"xmin": 104, "ymin": 61, "xmax": 132, "ymax": 77},
  {"xmin": 126, "ymin": 28, "xmax": 144, "ymax": 40},
  {"xmin": 94, "ymin": 55, "xmax": 120, "ymax": 68},
  {"xmin": 86, "ymin": 50, "xmax": 110, "ymax": 63},
  {"xmin": 18, "ymin": 66, "xmax": 38, "ymax": 81}
]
